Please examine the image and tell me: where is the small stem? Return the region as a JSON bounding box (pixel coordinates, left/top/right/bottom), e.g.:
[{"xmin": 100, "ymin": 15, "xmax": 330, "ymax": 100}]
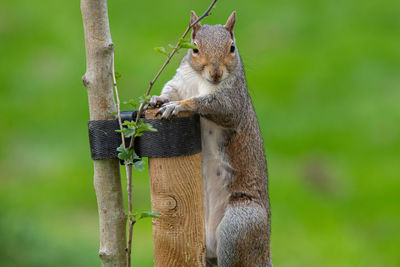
[
  {"xmin": 112, "ymin": 52, "xmax": 135, "ymax": 266},
  {"xmin": 128, "ymin": 0, "xmax": 218, "ymax": 150},
  {"xmin": 126, "ymin": 165, "xmax": 133, "ymax": 218},
  {"xmin": 126, "ymin": 166, "xmax": 135, "ymax": 267},
  {"xmin": 127, "ymin": 216, "xmax": 136, "ymax": 267},
  {"xmin": 112, "ymin": 52, "xmax": 126, "ymax": 147}
]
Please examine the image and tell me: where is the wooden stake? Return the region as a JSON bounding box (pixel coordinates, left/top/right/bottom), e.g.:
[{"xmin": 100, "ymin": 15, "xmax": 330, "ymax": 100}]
[{"xmin": 146, "ymin": 110, "xmax": 206, "ymax": 267}]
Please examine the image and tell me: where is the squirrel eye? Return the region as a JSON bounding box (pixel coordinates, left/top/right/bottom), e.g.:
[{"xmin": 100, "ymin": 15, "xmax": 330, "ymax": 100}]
[
  {"xmin": 230, "ymin": 44, "xmax": 236, "ymax": 53},
  {"xmin": 192, "ymin": 43, "xmax": 199, "ymax": 54}
]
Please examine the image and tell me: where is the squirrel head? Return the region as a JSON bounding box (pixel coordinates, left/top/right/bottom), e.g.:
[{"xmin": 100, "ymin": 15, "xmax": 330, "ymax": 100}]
[{"xmin": 189, "ymin": 11, "xmax": 238, "ymax": 85}]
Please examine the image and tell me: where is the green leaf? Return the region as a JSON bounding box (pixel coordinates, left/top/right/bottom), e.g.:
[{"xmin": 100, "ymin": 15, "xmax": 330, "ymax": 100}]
[
  {"xmin": 154, "ymin": 46, "xmax": 169, "ymax": 57},
  {"xmin": 142, "ymin": 122, "xmax": 157, "ymax": 132},
  {"xmin": 135, "ymin": 120, "xmax": 157, "ymax": 137},
  {"xmin": 124, "ymin": 127, "xmax": 136, "ymax": 137},
  {"xmin": 117, "ymin": 119, "xmax": 156, "ymax": 138},
  {"xmin": 136, "ymin": 120, "xmax": 145, "ymax": 127},
  {"xmin": 122, "ymin": 120, "xmax": 136, "ymax": 128},
  {"xmin": 115, "ymin": 127, "xmax": 132, "ymax": 136},
  {"xmin": 168, "ymin": 44, "xmax": 175, "ymax": 49},
  {"xmin": 180, "ymin": 43, "xmax": 197, "ymax": 49},
  {"xmin": 137, "ymin": 120, "xmax": 157, "ymax": 132},
  {"xmin": 179, "ymin": 39, "xmax": 197, "ymax": 49},
  {"xmin": 116, "ymin": 120, "xmax": 137, "ymax": 137},
  {"xmin": 138, "ymin": 211, "xmax": 160, "ymax": 220},
  {"xmin": 139, "ymin": 95, "xmax": 151, "ymax": 104},
  {"xmin": 133, "ymin": 151, "xmax": 140, "ymax": 160},
  {"xmin": 133, "ymin": 160, "xmax": 145, "ymax": 171},
  {"xmin": 116, "ymin": 144, "xmax": 134, "ymax": 160},
  {"xmin": 124, "ymin": 151, "xmax": 140, "ymax": 165}
]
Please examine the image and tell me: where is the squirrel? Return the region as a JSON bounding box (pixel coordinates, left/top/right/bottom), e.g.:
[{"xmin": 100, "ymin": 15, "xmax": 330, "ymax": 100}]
[{"xmin": 150, "ymin": 11, "xmax": 272, "ymax": 267}]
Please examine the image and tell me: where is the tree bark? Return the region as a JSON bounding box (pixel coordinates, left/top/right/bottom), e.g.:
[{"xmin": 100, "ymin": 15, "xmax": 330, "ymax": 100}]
[{"xmin": 81, "ymin": 0, "xmax": 127, "ymax": 266}]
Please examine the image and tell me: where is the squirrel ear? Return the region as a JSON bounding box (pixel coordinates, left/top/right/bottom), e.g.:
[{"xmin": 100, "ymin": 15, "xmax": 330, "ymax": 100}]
[
  {"xmin": 190, "ymin": 11, "xmax": 201, "ymax": 39},
  {"xmin": 224, "ymin": 11, "xmax": 236, "ymax": 38}
]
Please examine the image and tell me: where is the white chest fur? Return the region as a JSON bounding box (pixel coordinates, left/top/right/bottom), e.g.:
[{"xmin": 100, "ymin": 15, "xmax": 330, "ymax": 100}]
[
  {"xmin": 201, "ymin": 118, "xmax": 231, "ymax": 257},
  {"xmin": 175, "ymin": 63, "xmax": 218, "ymax": 98},
  {"xmin": 162, "ymin": 62, "xmax": 232, "ymax": 257}
]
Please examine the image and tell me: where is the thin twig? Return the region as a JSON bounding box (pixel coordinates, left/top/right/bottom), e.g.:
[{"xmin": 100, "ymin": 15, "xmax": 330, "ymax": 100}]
[
  {"xmin": 126, "ymin": 166, "xmax": 135, "ymax": 267},
  {"xmin": 112, "ymin": 52, "xmax": 126, "ymax": 147},
  {"xmin": 129, "ymin": 0, "xmax": 218, "ymax": 151},
  {"xmin": 112, "ymin": 52, "xmax": 136, "ymax": 267}
]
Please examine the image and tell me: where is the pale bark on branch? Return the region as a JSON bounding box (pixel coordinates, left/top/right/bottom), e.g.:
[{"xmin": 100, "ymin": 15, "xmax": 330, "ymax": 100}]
[{"xmin": 81, "ymin": 0, "xmax": 127, "ymax": 266}]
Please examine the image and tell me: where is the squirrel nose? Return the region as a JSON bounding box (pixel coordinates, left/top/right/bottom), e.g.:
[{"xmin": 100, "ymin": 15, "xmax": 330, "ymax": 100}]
[{"xmin": 210, "ymin": 71, "xmax": 222, "ymax": 82}]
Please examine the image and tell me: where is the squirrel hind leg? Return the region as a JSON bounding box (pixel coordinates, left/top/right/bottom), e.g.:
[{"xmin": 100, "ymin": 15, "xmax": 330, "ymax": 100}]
[{"xmin": 216, "ymin": 202, "xmax": 271, "ymax": 267}]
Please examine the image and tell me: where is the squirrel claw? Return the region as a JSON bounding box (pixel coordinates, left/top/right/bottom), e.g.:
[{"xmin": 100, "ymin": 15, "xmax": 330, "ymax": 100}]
[
  {"xmin": 155, "ymin": 108, "xmax": 164, "ymax": 118},
  {"xmin": 157, "ymin": 101, "xmax": 184, "ymax": 119},
  {"xmin": 149, "ymin": 95, "xmax": 169, "ymax": 107}
]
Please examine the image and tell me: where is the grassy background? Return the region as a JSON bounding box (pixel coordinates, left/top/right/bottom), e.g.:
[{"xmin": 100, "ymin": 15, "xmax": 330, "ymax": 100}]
[{"xmin": 0, "ymin": 0, "xmax": 399, "ymax": 266}]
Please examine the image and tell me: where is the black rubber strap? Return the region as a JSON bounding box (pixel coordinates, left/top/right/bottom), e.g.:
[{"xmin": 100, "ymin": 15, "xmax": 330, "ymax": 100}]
[{"xmin": 88, "ymin": 111, "xmax": 201, "ymax": 159}]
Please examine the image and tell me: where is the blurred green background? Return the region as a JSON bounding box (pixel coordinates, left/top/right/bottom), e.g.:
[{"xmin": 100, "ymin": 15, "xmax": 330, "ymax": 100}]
[{"xmin": 0, "ymin": 0, "xmax": 399, "ymax": 266}]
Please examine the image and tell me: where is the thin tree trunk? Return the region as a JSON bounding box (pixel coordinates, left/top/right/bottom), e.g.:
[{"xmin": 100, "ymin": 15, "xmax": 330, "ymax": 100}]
[{"xmin": 80, "ymin": 0, "xmax": 127, "ymax": 266}]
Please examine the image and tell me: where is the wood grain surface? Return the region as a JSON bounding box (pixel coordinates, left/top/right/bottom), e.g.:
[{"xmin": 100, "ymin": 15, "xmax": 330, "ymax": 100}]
[{"xmin": 146, "ymin": 109, "xmax": 206, "ymax": 267}]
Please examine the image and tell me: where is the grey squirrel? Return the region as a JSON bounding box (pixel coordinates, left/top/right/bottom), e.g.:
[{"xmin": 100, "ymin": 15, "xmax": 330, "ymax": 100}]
[{"xmin": 150, "ymin": 11, "xmax": 272, "ymax": 267}]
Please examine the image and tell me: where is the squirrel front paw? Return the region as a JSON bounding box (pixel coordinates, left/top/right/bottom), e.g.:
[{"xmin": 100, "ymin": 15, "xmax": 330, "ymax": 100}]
[
  {"xmin": 156, "ymin": 101, "xmax": 187, "ymax": 119},
  {"xmin": 149, "ymin": 95, "xmax": 169, "ymax": 107}
]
